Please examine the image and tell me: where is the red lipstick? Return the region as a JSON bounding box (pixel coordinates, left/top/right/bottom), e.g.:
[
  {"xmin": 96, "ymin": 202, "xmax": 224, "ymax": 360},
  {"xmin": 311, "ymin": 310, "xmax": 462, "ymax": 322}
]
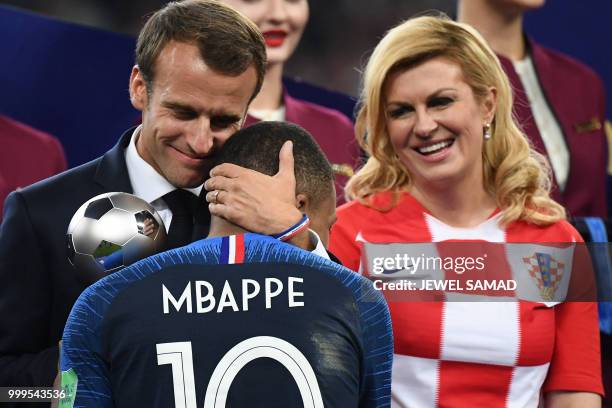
[{"xmin": 263, "ymin": 30, "xmax": 287, "ymax": 47}]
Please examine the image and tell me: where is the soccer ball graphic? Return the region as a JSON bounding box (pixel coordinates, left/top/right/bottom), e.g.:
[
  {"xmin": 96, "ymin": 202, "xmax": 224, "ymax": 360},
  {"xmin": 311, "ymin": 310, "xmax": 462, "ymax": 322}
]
[{"xmin": 67, "ymin": 192, "xmax": 167, "ymax": 284}]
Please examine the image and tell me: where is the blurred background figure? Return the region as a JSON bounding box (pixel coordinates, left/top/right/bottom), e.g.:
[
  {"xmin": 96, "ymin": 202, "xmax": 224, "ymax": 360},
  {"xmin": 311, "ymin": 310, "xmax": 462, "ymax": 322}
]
[
  {"xmin": 458, "ymin": 0, "xmax": 608, "ymax": 219},
  {"xmin": 0, "ymin": 115, "xmax": 66, "ymax": 222},
  {"xmin": 221, "ymin": 0, "xmax": 359, "ymax": 204},
  {"xmin": 0, "ymin": 0, "xmax": 457, "ymax": 96}
]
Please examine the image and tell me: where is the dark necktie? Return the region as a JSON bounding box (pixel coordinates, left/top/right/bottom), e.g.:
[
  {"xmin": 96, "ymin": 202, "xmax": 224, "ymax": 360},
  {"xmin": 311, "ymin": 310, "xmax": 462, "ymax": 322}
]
[{"xmin": 163, "ymin": 189, "xmax": 198, "ymax": 249}]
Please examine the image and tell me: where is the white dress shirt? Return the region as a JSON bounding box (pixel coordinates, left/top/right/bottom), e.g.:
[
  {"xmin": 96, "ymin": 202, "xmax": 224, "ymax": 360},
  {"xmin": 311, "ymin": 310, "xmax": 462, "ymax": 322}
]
[
  {"xmin": 124, "ymin": 125, "xmax": 201, "ymax": 233},
  {"xmin": 514, "ymin": 56, "xmax": 569, "ymax": 191},
  {"xmin": 248, "ymin": 106, "xmax": 286, "ymax": 122}
]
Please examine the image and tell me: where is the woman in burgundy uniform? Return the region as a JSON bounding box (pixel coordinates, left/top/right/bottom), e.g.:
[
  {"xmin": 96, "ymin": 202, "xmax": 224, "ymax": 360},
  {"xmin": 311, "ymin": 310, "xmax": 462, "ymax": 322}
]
[{"xmin": 458, "ymin": 0, "xmax": 608, "ymax": 219}]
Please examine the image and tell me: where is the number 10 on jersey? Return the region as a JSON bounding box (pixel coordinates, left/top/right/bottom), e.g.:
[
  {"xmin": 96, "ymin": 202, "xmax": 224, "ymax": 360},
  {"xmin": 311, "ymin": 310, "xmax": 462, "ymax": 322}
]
[{"xmin": 157, "ymin": 336, "xmax": 324, "ymax": 407}]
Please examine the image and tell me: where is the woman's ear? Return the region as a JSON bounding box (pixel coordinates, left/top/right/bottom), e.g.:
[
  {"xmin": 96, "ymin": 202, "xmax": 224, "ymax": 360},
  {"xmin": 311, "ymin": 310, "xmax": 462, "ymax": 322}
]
[{"xmin": 482, "ymin": 86, "xmax": 497, "ymax": 125}]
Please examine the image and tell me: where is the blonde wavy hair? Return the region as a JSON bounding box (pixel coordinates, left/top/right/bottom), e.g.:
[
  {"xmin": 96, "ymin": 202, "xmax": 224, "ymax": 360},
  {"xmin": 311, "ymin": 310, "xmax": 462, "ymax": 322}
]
[{"xmin": 347, "ymin": 15, "xmax": 565, "ymax": 226}]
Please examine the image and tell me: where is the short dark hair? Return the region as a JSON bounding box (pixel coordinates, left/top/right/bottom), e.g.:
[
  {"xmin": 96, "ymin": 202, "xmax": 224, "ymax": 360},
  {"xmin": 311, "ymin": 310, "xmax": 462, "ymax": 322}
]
[
  {"xmin": 216, "ymin": 122, "xmax": 334, "ymax": 205},
  {"xmin": 136, "ymin": 0, "xmax": 266, "ymax": 100}
]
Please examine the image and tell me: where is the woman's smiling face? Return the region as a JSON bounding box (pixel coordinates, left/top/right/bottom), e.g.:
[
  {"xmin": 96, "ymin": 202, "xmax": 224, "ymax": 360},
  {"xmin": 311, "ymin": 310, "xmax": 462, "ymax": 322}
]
[{"xmin": 384, "ymin": 57, "xmax": 496, "ymax": 190}]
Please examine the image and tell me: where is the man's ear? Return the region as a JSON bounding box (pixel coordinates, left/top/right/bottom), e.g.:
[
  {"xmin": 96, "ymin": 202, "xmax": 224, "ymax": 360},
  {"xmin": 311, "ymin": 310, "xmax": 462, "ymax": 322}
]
[
  {"xmin": 129, "ymin": 65, "xmax": 148, "ymax": 111},
  {"xmin": 296, "ymin": 193, "xmax": 309, "ymax": 212}
]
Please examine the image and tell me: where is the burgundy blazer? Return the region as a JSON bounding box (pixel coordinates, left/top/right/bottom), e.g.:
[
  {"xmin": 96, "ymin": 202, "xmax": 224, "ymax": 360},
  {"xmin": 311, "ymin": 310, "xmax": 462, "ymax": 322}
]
[
  {"xmin": 498, "ymin": 39, "xmax": 608, "ymax": 218},
  {"xmin": 0, "ymin": 175, "xmax": 9, "ymax": 216},
  {"xmin": 0, "ymin": 115, "xmax": 67, "ymax": 221},
  {"xmin": 244, "ymin": 91, "xmax": 360, "ymax": 205}
]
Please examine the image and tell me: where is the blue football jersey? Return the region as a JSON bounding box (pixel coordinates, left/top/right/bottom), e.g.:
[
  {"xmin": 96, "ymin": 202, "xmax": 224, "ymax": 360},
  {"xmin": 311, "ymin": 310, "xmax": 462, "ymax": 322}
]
[{"xmin": 60, "ymin": 234, "xmax": 393, "ymax": 407}]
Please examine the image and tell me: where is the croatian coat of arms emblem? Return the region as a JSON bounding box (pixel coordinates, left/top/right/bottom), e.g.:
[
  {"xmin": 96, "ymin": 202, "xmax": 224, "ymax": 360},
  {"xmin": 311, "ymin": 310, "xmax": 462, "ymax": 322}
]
[{"xmin": 522, "ymin": 252, "xmax": 565, "ymax": 301}]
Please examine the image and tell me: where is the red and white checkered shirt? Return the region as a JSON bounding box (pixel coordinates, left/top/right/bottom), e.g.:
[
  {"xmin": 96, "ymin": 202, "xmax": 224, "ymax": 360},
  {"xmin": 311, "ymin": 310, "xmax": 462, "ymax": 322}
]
[{"xmin": 330, "ymin": 192, "xmax": 602, "ymax": 407}]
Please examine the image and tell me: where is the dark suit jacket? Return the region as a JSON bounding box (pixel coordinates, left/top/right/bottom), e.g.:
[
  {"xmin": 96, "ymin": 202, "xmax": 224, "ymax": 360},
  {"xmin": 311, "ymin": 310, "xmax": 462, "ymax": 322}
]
[{"xmin": 0, "ymin": 128, "xmax": 134, "ymax": 392}]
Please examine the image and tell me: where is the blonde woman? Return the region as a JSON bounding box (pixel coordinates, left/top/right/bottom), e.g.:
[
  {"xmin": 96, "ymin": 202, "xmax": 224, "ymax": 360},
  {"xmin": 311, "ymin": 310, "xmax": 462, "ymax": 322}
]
[{"xmin": 329, "ymin": 16, "xmax": 602, "ymax": 407}]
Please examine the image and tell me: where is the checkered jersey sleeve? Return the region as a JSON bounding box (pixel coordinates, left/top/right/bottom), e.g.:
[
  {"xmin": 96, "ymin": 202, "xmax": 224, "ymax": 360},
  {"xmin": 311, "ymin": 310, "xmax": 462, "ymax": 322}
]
[
  {"xmin": 542, "ymin": 301, "xmax": 603, "ymax": 395},
  {"xmin": 330, "ymin": 207, "xmax": 363, "ymax": 272},
  {"xmin": 541, "ymin": 221, "xmax": 603, "ymax": 395}
]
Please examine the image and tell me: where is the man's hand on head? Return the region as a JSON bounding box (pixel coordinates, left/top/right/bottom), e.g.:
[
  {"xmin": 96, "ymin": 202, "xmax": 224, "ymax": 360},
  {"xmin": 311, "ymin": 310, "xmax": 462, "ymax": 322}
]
[{"xmin": 205, "ymin": 140, "xmax": 304, "ymax": 236}]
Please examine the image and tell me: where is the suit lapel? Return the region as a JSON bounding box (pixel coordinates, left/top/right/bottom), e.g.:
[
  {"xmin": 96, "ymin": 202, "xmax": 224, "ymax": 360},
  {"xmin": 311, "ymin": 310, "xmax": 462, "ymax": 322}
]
[
  {"xmin": 95, "ymin": 127, "xmax": 212, "ymax": 239},
  {"xmin": 93, "ymin": 127, "xmax": 135, "ymax": 193}
]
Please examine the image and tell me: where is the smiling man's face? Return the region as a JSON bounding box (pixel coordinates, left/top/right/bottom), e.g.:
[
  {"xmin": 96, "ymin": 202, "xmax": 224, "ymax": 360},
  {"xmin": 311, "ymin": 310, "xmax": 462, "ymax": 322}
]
[{"xmin": 129, "ymin": 41, "xmax": 258, "ymax": 188}]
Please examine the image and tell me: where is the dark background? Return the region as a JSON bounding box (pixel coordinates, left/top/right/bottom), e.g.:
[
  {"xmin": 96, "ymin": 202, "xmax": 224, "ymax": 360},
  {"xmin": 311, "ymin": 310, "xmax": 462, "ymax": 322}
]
[
  {"xmin": 3, "ymin": 0, "xmax": 609, "ymax": 100},
  {"xmin": 0, "ymin": 0, "xmax": 458, "ymax": 96}
]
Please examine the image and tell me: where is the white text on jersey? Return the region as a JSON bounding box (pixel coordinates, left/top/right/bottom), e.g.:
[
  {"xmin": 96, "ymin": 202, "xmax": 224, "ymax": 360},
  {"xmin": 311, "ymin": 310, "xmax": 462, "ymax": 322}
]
[{"xmin": 162, "ymin": 277, "xmax": 305, "ymax": 314}]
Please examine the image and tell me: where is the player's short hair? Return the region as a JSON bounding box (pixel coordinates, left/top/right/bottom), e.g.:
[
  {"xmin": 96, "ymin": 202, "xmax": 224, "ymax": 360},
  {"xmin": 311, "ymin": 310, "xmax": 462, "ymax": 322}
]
[
  {"xmin": 136, "ymin": 0, "xmax": 266, "ymax": 100},
  {"xmin": 216, "ymin": 121, "xmax": 334, "ymax": 205}
]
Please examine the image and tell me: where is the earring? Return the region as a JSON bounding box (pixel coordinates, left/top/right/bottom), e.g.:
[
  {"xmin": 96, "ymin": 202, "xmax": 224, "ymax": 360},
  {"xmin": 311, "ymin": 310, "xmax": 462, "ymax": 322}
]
[{"xmin": 483, "ymin": 123, "xmax": 491, "ymax": 140}]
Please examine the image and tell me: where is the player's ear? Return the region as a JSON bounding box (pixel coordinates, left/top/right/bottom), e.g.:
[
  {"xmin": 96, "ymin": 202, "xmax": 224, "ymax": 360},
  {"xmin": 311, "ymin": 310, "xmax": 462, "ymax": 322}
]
[
  {"xmin": 296, "ymin": 193, "xmax": 309, "ymax": 212},
  {"xmin": 129, "ymin": 65, "xmax": 148, "ymax": 111}
]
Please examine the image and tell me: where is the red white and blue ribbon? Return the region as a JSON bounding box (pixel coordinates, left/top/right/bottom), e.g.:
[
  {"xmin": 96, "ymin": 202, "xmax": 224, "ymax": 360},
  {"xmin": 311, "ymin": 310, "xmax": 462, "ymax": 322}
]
[
  {"xmin": 272, "ymin": 214, "xmax": 311, "ymax": 242},
  {"xmin": 220, "ymin": 235, "xmax": 245, "ymax": 264}
]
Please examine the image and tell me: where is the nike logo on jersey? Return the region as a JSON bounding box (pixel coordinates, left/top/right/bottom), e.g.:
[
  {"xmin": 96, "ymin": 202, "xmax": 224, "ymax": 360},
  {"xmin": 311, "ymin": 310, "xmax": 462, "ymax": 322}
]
[{"xmin": 355, "ymin": 231, "xmax": 368, "ymax": 243}]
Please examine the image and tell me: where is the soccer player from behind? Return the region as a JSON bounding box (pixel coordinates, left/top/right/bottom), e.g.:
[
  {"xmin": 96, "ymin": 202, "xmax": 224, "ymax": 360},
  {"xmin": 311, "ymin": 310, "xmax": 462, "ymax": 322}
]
[{"xmin": 59, "ymin": 121, "xmax": 393, "ymax": 408}]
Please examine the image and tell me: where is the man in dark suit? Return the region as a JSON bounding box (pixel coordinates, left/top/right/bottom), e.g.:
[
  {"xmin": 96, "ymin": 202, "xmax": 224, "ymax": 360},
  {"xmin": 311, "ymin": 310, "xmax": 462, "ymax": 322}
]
[{"xmin": 0, "ymin": 0, "xmax": 310, "ymax": 397}]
